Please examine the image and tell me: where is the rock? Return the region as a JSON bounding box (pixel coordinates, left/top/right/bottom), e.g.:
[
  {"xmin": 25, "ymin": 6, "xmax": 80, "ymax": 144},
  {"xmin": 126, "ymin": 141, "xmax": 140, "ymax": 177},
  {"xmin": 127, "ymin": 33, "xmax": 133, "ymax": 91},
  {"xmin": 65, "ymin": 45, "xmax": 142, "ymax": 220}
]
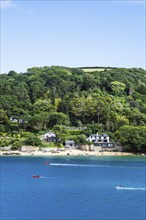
[
  {"xmin": 79, "ymin": 145, "xmax": 90, "ymax": 151},
  {"xmin": 21, "ymin": 146, "xmax": 34, "ymax": 152},
  {"xmin": 0, "ymin": 146, "xmax": 11, "ymax": 151},
  {"xmin": 3, "ymin": 152, "xmax": 12, "ymax": 155},
  {"xmin": 89, "ymin": 144, "xmax": 95, "ymax": 151},
  {"xmin": 2, "ymin": 151, "xmax": 21, "ymax": 155},
  {"xmin": 40, "ymin": 147, "xmax": 52, "ymax": 152}
]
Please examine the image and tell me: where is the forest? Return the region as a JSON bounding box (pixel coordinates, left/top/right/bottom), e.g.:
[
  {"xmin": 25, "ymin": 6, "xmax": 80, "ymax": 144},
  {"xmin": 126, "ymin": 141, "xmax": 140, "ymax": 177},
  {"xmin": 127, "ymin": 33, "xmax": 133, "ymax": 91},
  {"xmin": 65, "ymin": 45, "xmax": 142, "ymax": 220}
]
[{"xmin": 0, "ymin": 66, "xmax": 146, "ymax": 153}]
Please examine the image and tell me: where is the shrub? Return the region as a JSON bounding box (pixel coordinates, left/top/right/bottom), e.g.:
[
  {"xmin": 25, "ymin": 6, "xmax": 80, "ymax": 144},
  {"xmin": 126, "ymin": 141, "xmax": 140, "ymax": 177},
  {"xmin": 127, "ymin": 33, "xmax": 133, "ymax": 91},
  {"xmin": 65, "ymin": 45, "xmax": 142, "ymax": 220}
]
[
  {"xmin": 0, "ymin": 140, "xmax": 6, "ymax": 147},
  {"xmin": 24, "ymin": 134, "xmax": 42, "ymax": 146},
  {"xmin": 115, "ymin": 125, "xmax": 146, "ymax": 152},
  {"xmin": 76, "ymin": 134, "xmax": 87, "ymax": 144},
  {"xmin": 41, "ymin": 142, "xmax": 56, "ymax": 148},
  {"xmin": 67, "ymin": 130, "xmax": 82, "ymax": 135}
]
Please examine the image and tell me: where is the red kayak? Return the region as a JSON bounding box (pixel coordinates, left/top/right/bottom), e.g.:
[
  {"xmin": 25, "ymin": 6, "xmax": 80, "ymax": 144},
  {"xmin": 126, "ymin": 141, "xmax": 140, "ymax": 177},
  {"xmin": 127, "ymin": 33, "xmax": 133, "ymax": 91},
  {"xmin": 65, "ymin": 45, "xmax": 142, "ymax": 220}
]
[{"xmin": 32, "ymin": 175, "xmax": 40, "ymax": 178}]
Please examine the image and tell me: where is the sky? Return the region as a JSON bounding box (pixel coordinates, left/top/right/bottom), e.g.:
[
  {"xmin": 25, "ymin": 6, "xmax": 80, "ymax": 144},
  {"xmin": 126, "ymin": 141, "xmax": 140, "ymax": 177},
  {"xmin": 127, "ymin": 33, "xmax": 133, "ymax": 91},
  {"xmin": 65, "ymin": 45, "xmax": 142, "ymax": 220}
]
[{"xmin": 0, "ymin": 0, "xmax": 145, "ymax": 73}]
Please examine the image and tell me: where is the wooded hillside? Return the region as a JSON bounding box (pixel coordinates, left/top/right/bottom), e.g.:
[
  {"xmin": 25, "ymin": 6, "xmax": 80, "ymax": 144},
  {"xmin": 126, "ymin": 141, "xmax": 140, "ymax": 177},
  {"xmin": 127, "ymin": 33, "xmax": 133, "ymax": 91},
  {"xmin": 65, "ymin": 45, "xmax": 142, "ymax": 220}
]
[{"xmin": 0, "ymin": 66, "xmax": 146, "ymax": 152}]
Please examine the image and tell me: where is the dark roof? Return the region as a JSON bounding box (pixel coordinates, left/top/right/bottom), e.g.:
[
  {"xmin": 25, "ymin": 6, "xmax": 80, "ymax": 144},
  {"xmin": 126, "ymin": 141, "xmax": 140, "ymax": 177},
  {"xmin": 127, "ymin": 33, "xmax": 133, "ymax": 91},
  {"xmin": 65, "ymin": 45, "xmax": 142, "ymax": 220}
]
[
  {"xmin": 102, "ymin": 133, "xmax": 108, "ymax": 137},
  {"xmin": 90, "ymin": 133, "xmax": 109, "ymax": 138},
  {"xmin": 91, "ymin": 134, "xmax": 97, "ymax": 137}
]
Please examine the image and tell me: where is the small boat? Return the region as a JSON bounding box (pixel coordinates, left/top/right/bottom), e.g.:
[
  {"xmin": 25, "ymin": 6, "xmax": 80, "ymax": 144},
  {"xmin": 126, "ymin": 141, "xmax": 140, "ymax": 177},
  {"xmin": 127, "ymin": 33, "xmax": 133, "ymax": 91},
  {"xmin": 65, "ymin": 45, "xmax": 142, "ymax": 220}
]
[
  {"xmin": 32, "ymin": 175, "xmax": 40, "ymax": 178},
  {"xmin": 44, "ymin": 162, "xmax": 49, "ymax": 165},
  {"xmin": 116, "ymin": 186, "xmax": 123, "ymax": 189}
]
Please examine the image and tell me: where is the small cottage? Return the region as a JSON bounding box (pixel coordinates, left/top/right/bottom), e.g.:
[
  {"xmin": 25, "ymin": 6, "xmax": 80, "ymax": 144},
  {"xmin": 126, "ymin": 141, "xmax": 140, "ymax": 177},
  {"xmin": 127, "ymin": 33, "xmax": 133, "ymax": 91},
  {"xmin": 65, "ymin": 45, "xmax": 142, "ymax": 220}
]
[{"xmin": 65, "ymin": 140, "xmax": 75, "ymax": 148}]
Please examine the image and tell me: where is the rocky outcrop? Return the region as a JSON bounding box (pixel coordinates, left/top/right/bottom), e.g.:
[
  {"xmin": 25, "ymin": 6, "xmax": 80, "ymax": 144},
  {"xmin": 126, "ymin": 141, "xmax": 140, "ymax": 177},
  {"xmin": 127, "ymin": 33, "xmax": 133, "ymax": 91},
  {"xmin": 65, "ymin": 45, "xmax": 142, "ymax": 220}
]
[
  {"xmin": 2, "ymin": 151, "xmax": 21, "ymax": 155},
  {"xmin": 40, "ymin": 147, "xmax": 52, "ymax": 152},
  {"xmin": 0, "ymin": 146, "xmax": 11, "ymax": 151},
  {"xmin": 21, "ymin": 146, "xmax": 39, "ymax": 152},
  {"xmin": 79, "ymin": 144, "xmax": 95, "ymax": 151},
  {"xmin": 89, "ymin": 145, "xmax": 95, "ymax": 151}
]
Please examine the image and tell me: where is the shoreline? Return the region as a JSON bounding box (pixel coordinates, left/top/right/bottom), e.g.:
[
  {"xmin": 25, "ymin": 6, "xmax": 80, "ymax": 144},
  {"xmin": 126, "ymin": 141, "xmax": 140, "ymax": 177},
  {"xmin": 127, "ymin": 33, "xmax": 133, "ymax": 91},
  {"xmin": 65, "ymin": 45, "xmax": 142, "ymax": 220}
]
[{"xmin": 0, "ymin": 149, "xmax": 145, "ymax": 157}]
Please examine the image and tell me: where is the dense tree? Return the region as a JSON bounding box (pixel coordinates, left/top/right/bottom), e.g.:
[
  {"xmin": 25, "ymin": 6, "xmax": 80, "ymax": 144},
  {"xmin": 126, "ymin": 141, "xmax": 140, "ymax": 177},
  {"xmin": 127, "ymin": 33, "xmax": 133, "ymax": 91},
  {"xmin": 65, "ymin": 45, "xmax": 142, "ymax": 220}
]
[
  {"xmin": 0, "ymin": 66, "xmax": 146, "ymax": 152},
  {"xmin": 48, "ymin": 112, "xmax": 70, "ymax": 128},
  {"xmin": 110, "ymin": 81, "xmax": 126, "ymax": 96},
  {"xmin": 115, "ymin": 125, "xmax": 146, "ymax": 153}
]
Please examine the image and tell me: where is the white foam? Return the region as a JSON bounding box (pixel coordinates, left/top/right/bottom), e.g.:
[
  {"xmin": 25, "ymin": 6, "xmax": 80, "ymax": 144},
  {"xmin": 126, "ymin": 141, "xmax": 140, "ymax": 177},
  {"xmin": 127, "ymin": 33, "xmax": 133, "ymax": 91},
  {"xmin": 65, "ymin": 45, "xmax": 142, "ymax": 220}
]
[
  {"xmin": 49, "ymin": 163, "xmax": 111, "ymax": 168},
  {"xmin": 116, "ymin": 186, "xmax": 146, "ymax": 190},
  {"xmin": 49, "ymin": 163, "xmax": 144, "ymax": 169},
  {"xmin": 39, "ymin": 176, "xmax": 49, "ymax": 179}
]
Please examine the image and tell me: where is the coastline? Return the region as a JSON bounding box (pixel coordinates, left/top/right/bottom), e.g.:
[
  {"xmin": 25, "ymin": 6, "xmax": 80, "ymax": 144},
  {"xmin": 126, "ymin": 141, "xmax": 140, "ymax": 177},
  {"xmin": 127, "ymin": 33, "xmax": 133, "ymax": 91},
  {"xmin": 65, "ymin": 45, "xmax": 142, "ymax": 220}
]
[{"xmin": 0, "ymin": 148, "xmax": 145, "ymax": 157}]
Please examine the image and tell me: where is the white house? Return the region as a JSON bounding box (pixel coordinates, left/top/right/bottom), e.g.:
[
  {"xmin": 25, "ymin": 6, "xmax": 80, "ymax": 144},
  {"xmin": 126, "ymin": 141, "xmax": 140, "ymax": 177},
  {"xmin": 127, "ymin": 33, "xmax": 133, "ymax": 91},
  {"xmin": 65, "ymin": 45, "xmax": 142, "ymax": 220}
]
[
  {"xmin": 87, "ymin": 133, "xmax": 114, "ymax": 148},
  {"xmin": 43, "ymin": 131, "xmax": 57, "ymax": 142}
]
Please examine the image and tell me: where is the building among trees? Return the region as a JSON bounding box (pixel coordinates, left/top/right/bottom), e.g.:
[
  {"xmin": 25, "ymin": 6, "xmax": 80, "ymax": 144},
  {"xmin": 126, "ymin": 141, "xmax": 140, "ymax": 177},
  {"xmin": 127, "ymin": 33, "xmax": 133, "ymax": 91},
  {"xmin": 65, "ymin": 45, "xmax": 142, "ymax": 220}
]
[{"xmin": 87, "ymin": 133, "xmax": 114, "ymax": 147}]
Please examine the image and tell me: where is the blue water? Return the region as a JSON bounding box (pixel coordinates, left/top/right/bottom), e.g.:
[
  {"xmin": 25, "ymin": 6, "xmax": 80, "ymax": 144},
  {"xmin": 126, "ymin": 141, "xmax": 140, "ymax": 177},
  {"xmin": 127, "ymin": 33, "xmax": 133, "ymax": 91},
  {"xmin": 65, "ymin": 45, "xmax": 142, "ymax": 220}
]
[{"xmin": 1, "ymin": 156, "xmax": 146, "ymax": 220}]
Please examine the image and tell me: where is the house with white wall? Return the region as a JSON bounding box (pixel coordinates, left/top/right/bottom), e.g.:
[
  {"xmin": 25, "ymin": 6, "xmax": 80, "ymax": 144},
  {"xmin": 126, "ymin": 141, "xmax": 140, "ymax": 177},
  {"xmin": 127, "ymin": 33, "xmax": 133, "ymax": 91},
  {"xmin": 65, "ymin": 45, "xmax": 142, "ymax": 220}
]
[
  {"xmin": 42, "ymin": 131, "xmax": 57, "ymax": 142},
  {"xmin": 87, "ymin": 133, "xmax": 114, "ymax": 148}
]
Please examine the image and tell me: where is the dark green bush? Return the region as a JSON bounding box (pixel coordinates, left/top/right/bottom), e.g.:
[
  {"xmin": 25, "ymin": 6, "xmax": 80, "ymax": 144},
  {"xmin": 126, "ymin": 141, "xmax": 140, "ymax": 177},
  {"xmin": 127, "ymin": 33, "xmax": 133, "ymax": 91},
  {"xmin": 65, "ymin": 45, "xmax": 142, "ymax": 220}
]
[{"xmin": 24, "ymin": 134, "xmax": 42, "ymax": 146}]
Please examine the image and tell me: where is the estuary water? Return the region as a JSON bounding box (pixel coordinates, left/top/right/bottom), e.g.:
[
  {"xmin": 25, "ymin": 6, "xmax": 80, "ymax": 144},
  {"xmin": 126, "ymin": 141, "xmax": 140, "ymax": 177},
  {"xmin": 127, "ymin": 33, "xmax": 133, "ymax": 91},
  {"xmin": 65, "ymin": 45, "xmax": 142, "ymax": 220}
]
[{"xmin": 1, "ymin": 156, "xmax": 146, "ymax": 220}]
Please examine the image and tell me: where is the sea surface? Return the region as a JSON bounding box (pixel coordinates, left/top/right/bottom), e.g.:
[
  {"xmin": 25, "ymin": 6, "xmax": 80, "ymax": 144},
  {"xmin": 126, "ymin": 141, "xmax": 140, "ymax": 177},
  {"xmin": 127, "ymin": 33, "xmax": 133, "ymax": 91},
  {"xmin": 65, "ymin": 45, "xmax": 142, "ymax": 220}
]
[{"xmin": 1, "ymin": 156, "xmax": 146, "ymax": 220}]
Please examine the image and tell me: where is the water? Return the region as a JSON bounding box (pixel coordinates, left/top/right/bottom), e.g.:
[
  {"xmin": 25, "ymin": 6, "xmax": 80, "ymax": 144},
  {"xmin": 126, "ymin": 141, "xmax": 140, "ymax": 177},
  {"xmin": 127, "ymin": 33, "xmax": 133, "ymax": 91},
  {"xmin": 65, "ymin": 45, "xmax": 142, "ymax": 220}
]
[{"xmin": 1, "ymin": 156, "xmax": 146, "ymax": 220}]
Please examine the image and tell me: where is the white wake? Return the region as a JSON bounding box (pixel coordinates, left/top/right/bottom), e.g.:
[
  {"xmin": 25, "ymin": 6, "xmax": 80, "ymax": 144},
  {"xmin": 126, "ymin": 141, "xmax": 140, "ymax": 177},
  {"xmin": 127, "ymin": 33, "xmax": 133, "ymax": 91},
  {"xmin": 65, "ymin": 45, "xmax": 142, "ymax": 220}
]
[
  {"xmin": 116, "ymin": 186, "xmax": 146, "ymax": 190},
  {"xmin": 49, "ymin": 163, "xmax": 143, "ymax": 169},
  {"xmin": 49, "ymin": 163, "xmax": 111, "ymax": 168}
]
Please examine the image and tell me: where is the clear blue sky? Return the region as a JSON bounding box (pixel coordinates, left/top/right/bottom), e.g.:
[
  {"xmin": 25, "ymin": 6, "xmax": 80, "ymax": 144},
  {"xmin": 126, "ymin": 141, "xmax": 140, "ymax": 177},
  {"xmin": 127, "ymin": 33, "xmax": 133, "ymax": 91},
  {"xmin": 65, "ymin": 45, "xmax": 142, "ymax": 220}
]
[{"xmin": 1, "ymin": 0, "xmax": 145, "ymax": 73}]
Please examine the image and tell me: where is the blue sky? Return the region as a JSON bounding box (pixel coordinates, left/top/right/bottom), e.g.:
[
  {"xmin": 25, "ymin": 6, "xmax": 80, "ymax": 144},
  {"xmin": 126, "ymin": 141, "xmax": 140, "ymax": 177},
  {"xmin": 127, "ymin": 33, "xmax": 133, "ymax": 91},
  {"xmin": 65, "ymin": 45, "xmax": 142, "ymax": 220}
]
[{"xmin": 1, "ymin": 0, "xmax": 145, "ymax": 73}]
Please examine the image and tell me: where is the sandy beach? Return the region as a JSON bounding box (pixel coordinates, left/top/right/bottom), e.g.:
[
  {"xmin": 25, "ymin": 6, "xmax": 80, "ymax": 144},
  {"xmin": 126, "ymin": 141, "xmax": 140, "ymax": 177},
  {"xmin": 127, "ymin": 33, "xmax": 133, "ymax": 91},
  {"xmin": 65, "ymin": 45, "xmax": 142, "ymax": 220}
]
[{"xmin": 0, "ymin": 148, "xmax": 142, "ymax": 157}]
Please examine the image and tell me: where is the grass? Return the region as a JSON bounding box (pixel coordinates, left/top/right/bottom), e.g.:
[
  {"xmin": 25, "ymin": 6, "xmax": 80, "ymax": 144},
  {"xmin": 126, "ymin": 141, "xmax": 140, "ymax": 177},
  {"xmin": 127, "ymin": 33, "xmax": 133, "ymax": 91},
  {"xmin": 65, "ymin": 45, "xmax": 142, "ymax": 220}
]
[{"xmin": 81, "ymin": 68, "xmax": 106, "ymax": 72}]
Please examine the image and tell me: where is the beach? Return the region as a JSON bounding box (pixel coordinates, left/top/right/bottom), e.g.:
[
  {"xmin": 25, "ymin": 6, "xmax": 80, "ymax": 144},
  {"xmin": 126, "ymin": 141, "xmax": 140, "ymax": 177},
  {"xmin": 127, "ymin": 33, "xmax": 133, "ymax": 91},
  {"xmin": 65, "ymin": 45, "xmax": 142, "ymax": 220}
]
[{"xmin": 0, "ymin": 148, "xmax": 140, "ymax": 156}]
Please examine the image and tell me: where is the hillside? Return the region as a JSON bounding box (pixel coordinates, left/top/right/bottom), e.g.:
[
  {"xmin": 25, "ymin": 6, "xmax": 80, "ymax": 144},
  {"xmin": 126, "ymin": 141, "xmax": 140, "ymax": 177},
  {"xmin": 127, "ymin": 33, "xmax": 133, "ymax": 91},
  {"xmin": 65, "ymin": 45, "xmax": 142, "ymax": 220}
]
[{"xmin": 0, "ymin": 66, "xmax": 146, "ymax": 152}]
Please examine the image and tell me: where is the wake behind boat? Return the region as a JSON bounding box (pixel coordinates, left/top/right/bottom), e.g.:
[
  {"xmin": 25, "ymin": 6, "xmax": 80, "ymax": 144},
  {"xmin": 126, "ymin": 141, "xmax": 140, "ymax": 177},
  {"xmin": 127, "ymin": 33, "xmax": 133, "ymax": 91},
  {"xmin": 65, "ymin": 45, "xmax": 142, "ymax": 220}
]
[{"xmin": 116, "ymin": 186, "xmax": 146, "ymax": 190}]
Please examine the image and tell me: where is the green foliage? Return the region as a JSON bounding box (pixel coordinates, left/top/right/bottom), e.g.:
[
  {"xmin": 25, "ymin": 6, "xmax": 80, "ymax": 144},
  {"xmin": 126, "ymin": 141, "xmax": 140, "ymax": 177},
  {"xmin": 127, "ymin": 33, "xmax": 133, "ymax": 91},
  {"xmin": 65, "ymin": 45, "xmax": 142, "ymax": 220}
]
[
  {"xmin": 11, "ymin": 140, "xmax": 23, "ymax": 150},
  {"xmin": 67, "ymin": 130, "xmax": 82, "ymax": 135},
  {"xmin": 76, "ymin": 134, "xmax": 87, "ymax": 144},
  {"xmin": 0, "ymin": 124, "xmax": 5, "ymax": 132},
  {"xmin": 115, "ymin": 125, "xmax": 146, "ymax": 152},
  {"xmin": 41, "ymin": 142, "xmax": 56, "ymax": 148},
  {"xmin": 0, "ymin": 139, "xmax": 7, "ymax": 147},
  {"xmin": 32, "ymin": 99, "xmax": 54, "ymax": 114},
  {"xmin": 110, "ymin": 81, "xmax": 126, "ymax": 96},
  {"xmin": 24, "ymin": 134, "xmax": 42, "ymax": 146},
  {"xmin": 29, "ymin": 112, "xmax": 50, "ymax": 131},
  {"xmin": 0, "ymin": 66, "xmax": 146, "ymax": 152},
  {"xmin": 48, "ymin": 112, "xmax": 70, "ymax": 127}
]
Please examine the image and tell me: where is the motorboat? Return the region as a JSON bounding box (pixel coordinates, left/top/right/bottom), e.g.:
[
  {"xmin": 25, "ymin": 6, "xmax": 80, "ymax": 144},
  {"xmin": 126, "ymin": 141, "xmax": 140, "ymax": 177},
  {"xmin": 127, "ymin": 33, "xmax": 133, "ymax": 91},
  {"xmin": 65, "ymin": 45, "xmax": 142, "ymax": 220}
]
[
  {"xmin": 32, "ymin": 175, "xmax": 40, "ymax": 178},
  {"xmin": 116, "ymin": 186, "xmax": 123, "ymax": 189},
  {"xmin": 44, "ymin": 162, "xmax": 49, "ymax": 165}
]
